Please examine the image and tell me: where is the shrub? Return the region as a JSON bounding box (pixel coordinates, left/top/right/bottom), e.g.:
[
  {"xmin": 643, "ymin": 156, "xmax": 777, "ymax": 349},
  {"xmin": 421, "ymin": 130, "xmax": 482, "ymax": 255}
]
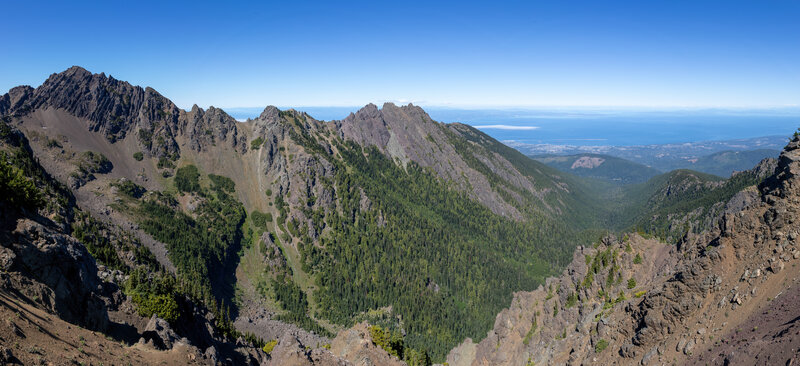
[
  {"xmin": 523, "ymin": 315, "xmax": 538, "ymax": 345},
  {"xmin": 78, "ymin": 151, "xmax": 113, "ymax": 174},
  {"xmin": 133, "ymin": 151, "xmax": 144, "ymax": 161},
  {"xmin": 565, "ymin": 292, "xmax": 578, "ymax": 308},
  {"xmin": 595, "ymin": 339, "xmax": 609, "ymax": 353},
  {"xmin": 627, "ymin": 278, "xmax": 637, "ymax": 289},
  {"xmin": 633, "ymin": 253, "xmax": 643, "ymax": 264},
  {"xmin": 209, "ymin": 174, "xmax": 235, "ymax": 193},
  {"xmin": 251, "ymin": 210, "xmax": 273, "ymax": 230},
  {"xmin": 132, "ymin": 293, "xmax": 179, "ymax": 323},
  {"xmin": 404, "ymin": 347, "xmax": 430, "ymax": 366},
  {"xmin": 46, "ymin": 138, "xmax": 62, "ymax": 148},
  {"xmin": 251, "ymin": 137, "xmax": 264, "ymax": 150},
  {"xmin": 634, "ymin": 290, "xmax": 646, "ymax": 298},
  {"xmin": 262, "ymin": 340, "xmax": 277, "ymax": 354},
  {"xmin": 113, "ymin": 179, "xmax": 146, "ymax": 198},
  {"xmin": 0, "ymin": 157, "xmax": 43, "ymax": 210},
  {"xmin": 157, "ymin": 157, "xmax": 175, "ymax": 169},
  {"xmin": 369, "ymin": 325, "xmax": 404, "ymax": 359},
  {"xmin": 175, "ymin": 165, "xmax": 200, "ymax": 193}
]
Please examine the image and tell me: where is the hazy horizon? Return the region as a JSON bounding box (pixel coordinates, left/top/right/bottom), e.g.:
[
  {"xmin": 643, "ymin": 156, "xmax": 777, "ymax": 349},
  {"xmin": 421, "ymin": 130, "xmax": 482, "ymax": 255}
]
[
  {"xmin": 2, "ymin": 1, "xmax": 798, "ymax": 109},
  {"xmin": 219, "ymin": 105, "xmax": 800, "ymax": 147}
]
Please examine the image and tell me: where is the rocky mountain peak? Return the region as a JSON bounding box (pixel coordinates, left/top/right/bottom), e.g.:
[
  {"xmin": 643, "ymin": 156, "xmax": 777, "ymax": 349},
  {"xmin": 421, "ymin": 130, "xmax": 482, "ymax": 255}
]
[
  {"xmin": 58, "ymin": 65, "xmax": 93, "ymax": 78},
  {"xmin": 257, "ymin": 105, "xmax": 282, "ymax": 123},
  {"xmin": 761, "ymin": 135, "xmax": 800, "ymax": 199}
]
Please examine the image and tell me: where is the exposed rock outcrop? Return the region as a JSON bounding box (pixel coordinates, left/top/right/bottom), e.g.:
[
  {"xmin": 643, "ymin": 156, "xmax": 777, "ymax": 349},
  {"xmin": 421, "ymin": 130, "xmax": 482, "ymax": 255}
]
[
  {"xmin": 0, "ymin": 216, "xmax": 110, "ymax": 331},
  {"xmin": 140, "ymin": 314, "xmax": 186, "ymax": 350},
  {"xmin": 264, "ymin": 322, "xmax": 407, "ymax": 366}
]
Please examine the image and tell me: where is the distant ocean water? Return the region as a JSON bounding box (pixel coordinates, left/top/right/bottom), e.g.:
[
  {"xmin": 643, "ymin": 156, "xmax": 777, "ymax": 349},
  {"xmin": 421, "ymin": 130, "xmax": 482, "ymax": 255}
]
[{"xmin": 224, "ymin": 106, "xmax": 800, "ymax": 146}]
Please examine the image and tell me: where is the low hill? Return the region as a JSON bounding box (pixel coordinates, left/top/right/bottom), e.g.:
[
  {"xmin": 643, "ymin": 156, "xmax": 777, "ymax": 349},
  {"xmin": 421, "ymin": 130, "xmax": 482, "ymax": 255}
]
[
  {"xmin": 616, "ymin": 161, "xmax": 776, "ymax": 242},
  {"xmin": 668, "ymin": 149, "xmax": 781, "ymax": 177},
  {"xmin": 532, "ymin": 153, "xmax": 661, "ymax": 184}
]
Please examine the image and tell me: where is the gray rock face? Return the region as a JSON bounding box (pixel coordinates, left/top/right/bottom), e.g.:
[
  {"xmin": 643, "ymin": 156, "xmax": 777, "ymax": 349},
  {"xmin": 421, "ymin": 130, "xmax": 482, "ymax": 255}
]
[
  {"xmin": 204, "ymin": 346, "xmax": 219, "ymax": 363},
  {"xmin": 334, "ymin": 103, "xmax": 561, "ymax": 219},
  {"xmin": 184, "ymin": 105, "xmax": 245, "ymax": 153},
  {"xmin": 1, "ymin": 66, "xmax": 245, "ymax": 160},
  {"xmin": 2, "ymin": 217, "xmax": 109, "ymax": 331},
  {"xmin": 140, "ymin": 315, "xmax": 184, "ymax": 350}
]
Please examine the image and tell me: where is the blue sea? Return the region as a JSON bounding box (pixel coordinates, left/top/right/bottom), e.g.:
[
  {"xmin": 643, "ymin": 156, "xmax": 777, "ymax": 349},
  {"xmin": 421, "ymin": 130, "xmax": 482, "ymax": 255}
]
[{"xmin": 224, "ymin": 106, "xmax": 800, "ymax": 146}]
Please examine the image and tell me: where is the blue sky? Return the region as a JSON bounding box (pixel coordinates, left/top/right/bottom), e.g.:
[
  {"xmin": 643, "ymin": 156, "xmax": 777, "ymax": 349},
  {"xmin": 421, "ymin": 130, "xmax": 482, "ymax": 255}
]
[{"xmin": 1, "ymin": 0, "xmax": 799, "ymax": 109}]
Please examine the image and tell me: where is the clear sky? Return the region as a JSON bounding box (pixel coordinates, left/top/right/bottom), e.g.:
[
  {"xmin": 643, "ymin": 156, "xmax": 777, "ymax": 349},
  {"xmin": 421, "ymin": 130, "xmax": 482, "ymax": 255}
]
[{"xmin": 1, "ymin": 0, "xmax": 799, "ymax": 109}]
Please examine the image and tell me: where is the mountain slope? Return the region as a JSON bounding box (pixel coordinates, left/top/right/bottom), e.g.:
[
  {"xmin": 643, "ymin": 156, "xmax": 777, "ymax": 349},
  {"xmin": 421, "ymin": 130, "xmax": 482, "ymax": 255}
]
[
  {"xmin": 678, "ymin": 149, "xmax": 782, "ymax": 177},
  {"xmin": 445, "ymin": 136, "xmax": 800, "ymax": 366},
  {"xmin": 0, "ymin": 66, "xmax": 612, "ymax": 362},
  {"xmin": 532, "ymin": 153, "xmax": 662, "ymax": 184},
  {"xmin": 617, "ymin": 161, "xmax": 776, "ymax": 242}
]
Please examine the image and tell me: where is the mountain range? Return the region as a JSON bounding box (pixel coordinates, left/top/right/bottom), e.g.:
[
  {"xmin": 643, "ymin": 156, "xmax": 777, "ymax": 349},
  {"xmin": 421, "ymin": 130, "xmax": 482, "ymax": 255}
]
[
  {"xmin": 513, "ymin": 138, "xmax": 783, "ymax": 179},
  {"xmin": 0, "ymin": 67, "xmax": 797, "ymax": 366}
]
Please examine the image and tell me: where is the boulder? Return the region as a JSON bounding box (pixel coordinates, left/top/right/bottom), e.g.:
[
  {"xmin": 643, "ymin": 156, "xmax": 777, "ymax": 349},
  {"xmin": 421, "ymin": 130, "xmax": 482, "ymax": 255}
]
[
  {"xmin": 140, "ymin": 315, "xmax": 184, "ymax": 350},
  {"xmin": 204, "ymin": 346, "xmax": 218, "ymax": 363}
]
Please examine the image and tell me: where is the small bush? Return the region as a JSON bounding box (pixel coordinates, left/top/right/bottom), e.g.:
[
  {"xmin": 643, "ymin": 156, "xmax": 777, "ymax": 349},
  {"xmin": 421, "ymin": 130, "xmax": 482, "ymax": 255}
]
[
  {"xmin": 209, "ymin": 174, "xmax": 235, "ymax": 193},
  {"xmin": 262, "ymin": 339, "xmax": 277, "ymax": 354},
  {"xmin": 565, "ymin": 292, "xmax": 578, "ymax": 308},
  {"xmin": 78, "ymin": 151, "xmax": 113, "ymax": 174},
  {"xmin": 113, "ymin": 179, "xmax": 146, "ymax": 198},
  {"xmin": 634, "ymin": 290, "xmax": 646, "ymax": 298},
  {"xmin": 369, "ymin": 325, "xmax": 404, "ymax": 359},
  {"xmin": 250, "ymin": 210, "xmax": 271, "ymax": 230},
  {"xmin": 595, "ymin": 339, "xmax": 609, "ymax": 353},
  {"xmin": 633, "ymin": 253, "xmax": 643, "ymax": 264},
  {"xmin": 0, "ymin": 157, "xmax": 43, "ymax": 210},
  {"xmin": 133, "ymin": 151, "xmax": 144, "ymax": 161},
  {"xmin": 627, "ymin": 278, "xmax": 637, "ymax": 289},
  {"xmin": 523, "ymin": 315, "xmax": 538, "ymax": 345},
  {"xmin": 46, "ymin": 138, "xmax": 62, "ymax": 148},
  {"xmin": 157, "ymin": 157, "xmax": 175, "ymax": 169},
  {"xmin": 251, "ymin": 137, "xmax": 264, "ymax": 150},
  {"xmin": 175, "ymin": 165, "xmax": 200, "ymax": 193},
  {"xmin": 132, "ymin": 293, "xmax": 179, "ymax": 323}
]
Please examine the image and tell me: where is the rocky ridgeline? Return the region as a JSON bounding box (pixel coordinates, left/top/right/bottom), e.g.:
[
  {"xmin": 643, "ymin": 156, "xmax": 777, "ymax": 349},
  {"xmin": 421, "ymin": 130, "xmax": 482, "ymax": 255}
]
[
  {"xmin": 1, "ymin": 66, "xmax": 244, "ymax": 158},
  {"xmin": 335, "ymin": 103, "xmax": 567, "ymax": 218},
  {"xmin": 1, "ymin": 66, "xmax": 575, "ymax": 222},
  {"xmin": 447, "ymin": 136, "xmax": 800, "ymax": 366}
]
